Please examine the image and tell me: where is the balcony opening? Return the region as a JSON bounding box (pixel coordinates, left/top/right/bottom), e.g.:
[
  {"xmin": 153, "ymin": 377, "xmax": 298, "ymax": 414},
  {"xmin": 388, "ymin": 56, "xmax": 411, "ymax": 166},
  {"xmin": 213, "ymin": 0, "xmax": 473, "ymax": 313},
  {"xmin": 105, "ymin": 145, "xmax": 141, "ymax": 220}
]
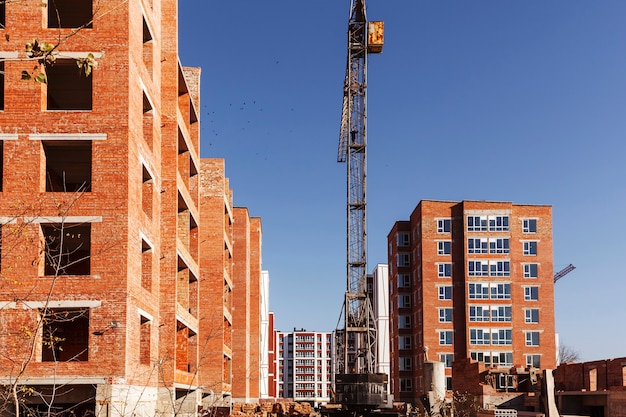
[
  {"xmin": 0, "ymin": 2, "xmax": 5, "ymax": 29},
  {"xmin": 48, "ymin": 0, "xmax": 93, "ymax": 29},
  {"xmin": 140, "ymin": 315, "xmax": 151, "ymax": 365},
  {"xmin": 143, "ymin": 16, "xmax": 153, "ymax": 77},
  {"xmin": 43, "ymin": 140, "xmax": 91, "ymax": 192},
  {"xmin": 141, "ymin": 238, "xmax": 152, "ymax": 291},
  {"xmin": 41, "ymin": 308, "xmax": 89, "ymax": 361},
  {"xmin": 42, "ymin": 223, "xmax": 91, "ymax": 276},
  {"xmin": 46, "ymin": 59, "xmax": 92, "ymax": 110},
  {"xmin": 142, "ymin": 165, "xmax": 153, "ymax": 218}
]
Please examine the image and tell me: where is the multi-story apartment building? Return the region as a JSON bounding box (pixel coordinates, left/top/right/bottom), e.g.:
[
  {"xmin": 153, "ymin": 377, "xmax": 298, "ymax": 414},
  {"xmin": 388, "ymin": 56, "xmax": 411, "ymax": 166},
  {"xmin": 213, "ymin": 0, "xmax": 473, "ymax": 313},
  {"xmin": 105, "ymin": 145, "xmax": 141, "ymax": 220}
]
[
  {"xmin": 0, "ymin": 1, "xmax": 266, "ymax": 415},
  {"xmin": 388, "ymin": 200, "xmax": 556, "ymax": 403},
  {"xmin": 276, "ymin": 330, "xmax": 332, "ymax": 407}
]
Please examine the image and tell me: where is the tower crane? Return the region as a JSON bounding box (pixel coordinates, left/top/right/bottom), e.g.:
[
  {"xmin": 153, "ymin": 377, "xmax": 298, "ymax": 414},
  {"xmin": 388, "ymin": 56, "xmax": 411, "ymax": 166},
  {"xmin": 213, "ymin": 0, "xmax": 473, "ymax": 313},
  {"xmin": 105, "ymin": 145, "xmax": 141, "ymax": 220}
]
[
  {"xmin": 554, "ymin": 264, "xmax": 575, "ymax": 283},
  {"xmin": 327, "ymin": 1, "xmax": 390, "ymax": 415}
]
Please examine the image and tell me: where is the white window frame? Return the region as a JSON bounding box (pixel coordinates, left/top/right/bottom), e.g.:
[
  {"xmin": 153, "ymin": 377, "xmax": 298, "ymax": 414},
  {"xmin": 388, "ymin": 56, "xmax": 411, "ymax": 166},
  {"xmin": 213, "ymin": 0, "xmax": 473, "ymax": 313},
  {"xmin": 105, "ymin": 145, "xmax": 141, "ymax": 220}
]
[
  {"xmin": 526, "ymin": 331, "xmax": 540, "ymax": 346},
  {"xmin": 398, "ymin": 232, "xmax": 410, "ymax": 247},
  {"xmin": 523, "ymin": 241, "xmax": 538, "ymax": 256},
  {"xmin": 490, "ymin": 283, "xmax": 511, "ymax": 299},
  {"xmin": 522, "ymin": 219, "xmax": 537, "ymax": 233},
  {"xmin": 440, "ymin": 353, "xmax": 453, "ymax": 368},
  {"xmin": 489, "ymin": 238, "xmax": 510, "ymax": 254},
  {"xmin": 468, "ymin": 283, "xmax": 489, "ymax": 300},
  {"xmin": 399, "ymin": 335, "xmax": 412, "ymax": 350},
  {"xmin": 468, "ymin": 260, "xmax": 489, "ymax": 277},
  {"xmin": 490, "ymin": 260, "xmax": 510, "ymax": 277},
  {"xmin": 437, "ymin": 241, "xmax": 451, "ymax": 255},
  {"xmin": 437, "ymin": 218, "xmax": 451, "ymax": 233},
  {"xmin": 469, "ymin": 305, "xmax": 489, "ymax": 322},
  {"xmin": 399, "ymin": 294, "xmax": 411, "ymax": 308},
  {"xmin": 467, "ymin": 215, "xmax": 487, "ymax": 231},
  {"xmin": 524, "ymin": 286, "xmax": 539, "ymax": 301},
  {"xmin": 439, "ymin": 308, "xmax": 453, "ymax": 323},
  {"xmin": 491, "ymin": 329, "xmax": 513, "ymax": 345},
  {"xmin": 438, "ymin": 263, "xmax": 452, "ymax": 278},
  {"xmin": 526, "ymin": 354, "xmax": 541, "ymax": 368},
  {"xmin": 490, "ymin": 306, "xmax": 512, "ymax": 322},
  {"xmin": 397, "ymin": 253, "xmax": 410, "ymax": 267},
  {"xmin": 525, "ymin": 308, "xmax": 539, "ymax": 324},
  {"xmin": 438, "ymin": 285, "xmax": 452, "ymax": 300},
  {"xmin": 468, "ymin": 238, "xmax": 488, "ymax": 254},
  {"xmin": 398, "ymin": 274, "xmax": 411, "ymax": 288},
  {"xmin": 439, "ymin": 330, "xmax": 453, "ymax": 345},
  {"xmin": 489, "ymin": 215, "xmax": 509, "ymax": 231},
  {"xmin": 524, "ymin": 263, "xmax": 539, "ymax": 278},
  {"xmin": 469, "ymin": 328, "xmax": 490, "ymax": 345},
  {"xmin": 399, "ymin": 315, "xmax": 411, "ymax": 329}
]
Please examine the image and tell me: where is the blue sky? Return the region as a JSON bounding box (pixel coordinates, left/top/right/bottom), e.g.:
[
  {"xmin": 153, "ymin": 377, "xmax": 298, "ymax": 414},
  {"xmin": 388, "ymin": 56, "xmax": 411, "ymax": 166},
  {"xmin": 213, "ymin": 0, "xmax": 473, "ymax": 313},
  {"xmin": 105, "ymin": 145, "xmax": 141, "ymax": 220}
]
[{"xmin": 179, "ymin": 1, "xmax": 626, "ymax": 362}]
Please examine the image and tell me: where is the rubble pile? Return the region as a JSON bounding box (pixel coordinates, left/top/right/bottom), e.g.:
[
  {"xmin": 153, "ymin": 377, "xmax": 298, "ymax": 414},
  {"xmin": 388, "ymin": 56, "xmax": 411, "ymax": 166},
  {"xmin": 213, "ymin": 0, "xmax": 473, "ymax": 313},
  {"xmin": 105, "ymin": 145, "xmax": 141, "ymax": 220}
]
[{"xmin": 231, "ymin": 401, "xmax": 316, "ymax": 417}]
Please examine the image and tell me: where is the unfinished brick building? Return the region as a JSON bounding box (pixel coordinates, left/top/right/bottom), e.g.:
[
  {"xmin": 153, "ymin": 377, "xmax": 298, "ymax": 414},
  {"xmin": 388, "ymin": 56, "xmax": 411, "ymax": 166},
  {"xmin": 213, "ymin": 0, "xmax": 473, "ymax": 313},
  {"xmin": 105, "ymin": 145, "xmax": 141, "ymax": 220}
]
[
  {"xmin": 0, "ymin": 1, "xmax": 264, "ymax": 416},
  {"xmin": 387, "ymin": 200, "xmax": 557, "ymax": 407}
]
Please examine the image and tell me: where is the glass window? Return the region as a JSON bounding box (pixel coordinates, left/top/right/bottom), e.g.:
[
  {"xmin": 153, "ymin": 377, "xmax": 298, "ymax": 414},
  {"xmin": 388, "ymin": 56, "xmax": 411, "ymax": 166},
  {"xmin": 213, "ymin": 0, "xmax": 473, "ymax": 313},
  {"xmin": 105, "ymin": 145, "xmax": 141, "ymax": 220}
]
[
  {"xmin": 526, "ymin": 354, "xmax": 541, "ymax": 368},
  {"xmin": 438, "ymin": 241, "xmax": 451, "ymax": 255},
  {"xmin": 439, "ymin": 330, "xmax": 453, "ymax": 345},
  {"xmin": 523, "ymin": 241, "xmax": 538, "ymax": 256},
  {"xmin": 399, "ymin": 295, "xmax": 411, "ymax": 308},
  {"xmin": 439, "ymin": 308, "xmax": 453, "ymax": 322},
  {"xmin": 490, "ymin": 261, "xmax": 510, "ymax": 277},
  {"xmin": 440, "ymin": 353, "xmax": 453, "ymax": 368},
  {"xmin": 438, "ymin": 263, "xmax": 452, "ymax": 278},
  {"xmin": 469, "ymin": 329, "xmax": 489, "ymax": 345},
  {"xmin": 399, "ymin": 315, "xmax": 411, "ymax": 329},
  {"xmin": 523, "ymin": 219, "xmax": 537, "ymax": 233},
  {"xmin": 524, "ymin": 263, "xmax": 538, "ymax": 278},
  {"xmin": 467, "ymin": 216, "xmax": 487, "ymax": 231},
  {"xmin": 492, "ymin": 329, "xmax": 512, "ymax": 345},
  {"xmin": 399, "ymin": 335, "xmax": 411, "ymax": 350},
  {"xmin": 526, "ymin": 331, "xmax": 540, "ymax": 346},
  {"xmin": 398, "ymin": 232, "xmax": 410, "ymax": 246},
  {"xmin": 468, "ymin": 238, "xmax": 488, "ymax": 254},
  {"xmin": 525, "ymin": 308, "xmax": 539, "ymax": 323},
  {"xmin": 489, "ymin": 238, "xmax": 510, "ymax": 254},
  {"xmin": 397, "ymin": 253, "xmax": 410, "ymax": 267},
  {"xmin": 468, "ymin": 283, "xmax": 489, "ymax": 300},
  {"xmin": 398, "ymin": 274, "xmax": 411, "ymax": 288},
  {"xmin": 468, "ymin": 260, "xmax": 488, "ymax": 276},
  {"xmin": 489, "ymin": 215, "xmax": 509, "ymax": 231},
  {"xmin": 438, "ymin": 285, "xmax": 452, "ymax": 300},
  {"xmin": 437, "ymin": 218, "xmax": 451, "ymax": 233},
  {"xmin": 491, "ymin": 306, "xmax": 512, "ymax": 322},
  {"xmin": 524, "ymin": 286, "xmax": 539, "ymax": 301},
  {"xmin": 490, "ymin": 283, "xmax": 511, "ymax": 299},
  {"xmin": 469, "ymin": 306, "xmax": 489, "ymax": 322}
]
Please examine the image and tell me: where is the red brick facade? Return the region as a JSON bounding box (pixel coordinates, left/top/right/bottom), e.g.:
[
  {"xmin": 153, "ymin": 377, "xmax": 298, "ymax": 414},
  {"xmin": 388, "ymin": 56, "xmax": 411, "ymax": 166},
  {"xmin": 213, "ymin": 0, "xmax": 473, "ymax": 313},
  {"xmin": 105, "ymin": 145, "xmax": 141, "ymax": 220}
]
[
  {"xmin": 0, "ymin": 1, "xmax": 264, "ymax": 415},
  {"xmin": 387, "ymin": 200, "xmax": 556, "ymax": 404}
]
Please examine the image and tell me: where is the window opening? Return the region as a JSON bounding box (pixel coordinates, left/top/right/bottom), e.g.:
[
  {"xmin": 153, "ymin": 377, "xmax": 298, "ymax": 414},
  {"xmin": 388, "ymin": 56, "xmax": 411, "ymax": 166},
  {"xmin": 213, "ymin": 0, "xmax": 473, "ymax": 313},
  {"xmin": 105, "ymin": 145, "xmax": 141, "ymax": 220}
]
[
  {"xmin": 42, "ymin": 223, "xmax": 91, "ymax": 275},
  {"xmin": 142, "ymin": 165, "xmax": 153, "ymax": 218},
  {"xmin": 141, "ymin": 238, "xmax": 152, "ymax": 291},
  {"xmin": 142, "ymin": 16, "xmax": 153, "ymax": 76},
  {"xmin": 43, "ymin": 140, "xmax": 92, "ymax": 192},
  {"xmin": 46, "ymin": 59, "xmax": 92, "ymax": 110},
  {"xmin": 48, "ymin": 0, "xmax": 93, "ymax": 28},
  {"xmin": 140, "ymin": 315, "xmax": 151, "ymax": 365},
  {"xmin": 41, "ymin": 308, "xmax": 89, "ymax": 361}
]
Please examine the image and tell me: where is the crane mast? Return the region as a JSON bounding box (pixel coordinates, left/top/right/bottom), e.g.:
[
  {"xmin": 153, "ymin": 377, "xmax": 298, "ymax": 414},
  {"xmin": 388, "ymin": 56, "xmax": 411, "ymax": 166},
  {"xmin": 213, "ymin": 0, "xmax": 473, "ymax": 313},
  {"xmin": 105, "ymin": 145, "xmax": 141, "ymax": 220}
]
[{"xmin": 333, "ymin": 0, "xmax": 387, "ymax": 411}]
